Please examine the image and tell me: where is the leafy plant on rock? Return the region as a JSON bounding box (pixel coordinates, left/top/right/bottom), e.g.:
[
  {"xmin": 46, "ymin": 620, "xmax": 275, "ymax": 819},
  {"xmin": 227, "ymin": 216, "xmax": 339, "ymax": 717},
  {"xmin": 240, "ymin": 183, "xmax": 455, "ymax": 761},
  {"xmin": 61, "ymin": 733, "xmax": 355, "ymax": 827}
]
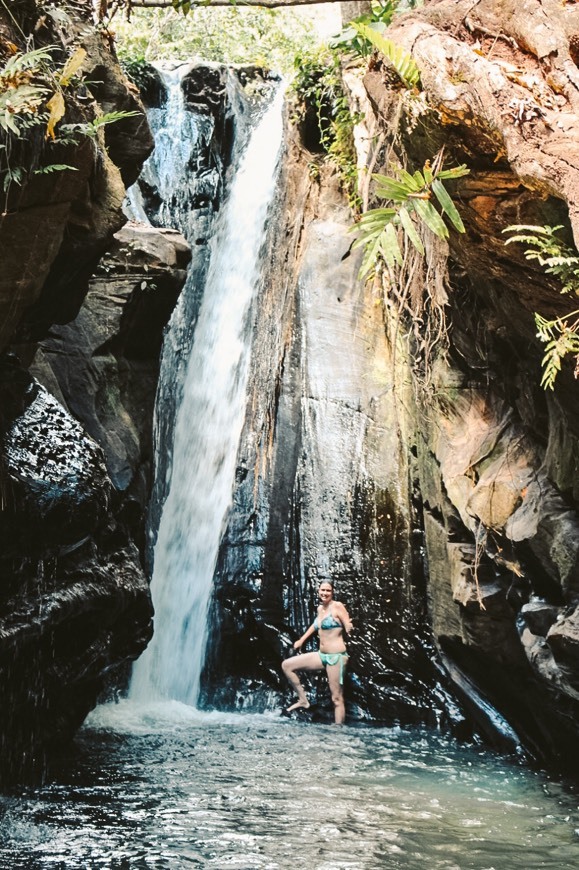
[
  {"xmin": 0, "ymin": 43, "xmax": 139, "ymax": 196},
  {"xmin": 0, "ymin": 46, "xmax": 56, "ymax": 138},
  {"xmin": 329, "ymin": 1, "xmax": 397, "ymax": 56},
  {"xmin": 352, "ymin": 150, "xmax": 469, "ymax": 279},
  {"xmin": 504, "ymin": 224, "xmax": 579, "ymax": 389},
  {"xmin": 350, "ymin": 150, "xmax": 469, "ymax": 389},
  {"xmin": 291, "ymin": 47, "xmax": 361, "ymax": 211},
  {"xmin": 353, "ymin": 22, "xmax": 421, "ymax": 89}
]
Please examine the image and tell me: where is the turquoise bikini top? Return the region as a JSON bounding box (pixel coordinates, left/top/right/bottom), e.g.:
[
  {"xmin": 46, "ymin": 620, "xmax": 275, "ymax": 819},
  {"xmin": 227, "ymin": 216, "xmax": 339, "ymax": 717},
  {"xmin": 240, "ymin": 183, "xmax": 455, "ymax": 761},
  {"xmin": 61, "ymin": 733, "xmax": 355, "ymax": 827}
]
[{"xmin": 314, "ymin": 612, "xmax": 343, "ymax": 631}]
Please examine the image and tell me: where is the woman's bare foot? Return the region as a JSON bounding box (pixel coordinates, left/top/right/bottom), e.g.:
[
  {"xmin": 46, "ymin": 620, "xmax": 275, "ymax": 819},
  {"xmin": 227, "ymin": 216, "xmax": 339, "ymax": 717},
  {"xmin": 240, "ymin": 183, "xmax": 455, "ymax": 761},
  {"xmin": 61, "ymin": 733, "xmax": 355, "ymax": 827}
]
[{"xmin": 286, "ymin": 699, "xmax": 310, "ymax": 713}]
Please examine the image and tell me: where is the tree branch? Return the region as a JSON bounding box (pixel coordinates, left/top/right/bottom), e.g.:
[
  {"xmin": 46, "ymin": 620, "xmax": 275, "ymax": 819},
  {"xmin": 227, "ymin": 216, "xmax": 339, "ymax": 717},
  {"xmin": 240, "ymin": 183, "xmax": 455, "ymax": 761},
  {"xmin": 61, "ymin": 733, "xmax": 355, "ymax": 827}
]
[{"xmin": 125, "ymin": 0, "xmax": 342, "ymax": 8}]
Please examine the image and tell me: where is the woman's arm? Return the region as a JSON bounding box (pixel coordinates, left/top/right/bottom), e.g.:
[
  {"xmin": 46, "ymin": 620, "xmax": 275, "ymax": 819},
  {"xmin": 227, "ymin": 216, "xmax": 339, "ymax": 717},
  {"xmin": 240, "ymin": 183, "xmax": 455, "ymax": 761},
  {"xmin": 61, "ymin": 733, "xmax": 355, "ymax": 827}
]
[
  {"xmin": 336, "ymin": 602, "xmax": 353, "ymax": 634},
  {"xmin": 293, "ymin": 623, "xmax": 317, "ymax": 650}
]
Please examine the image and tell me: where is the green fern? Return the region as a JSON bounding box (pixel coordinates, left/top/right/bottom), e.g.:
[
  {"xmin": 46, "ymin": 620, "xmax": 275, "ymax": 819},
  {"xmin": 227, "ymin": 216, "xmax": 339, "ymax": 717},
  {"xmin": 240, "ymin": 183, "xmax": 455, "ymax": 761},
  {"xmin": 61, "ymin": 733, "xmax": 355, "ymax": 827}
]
[
  {"xmin": 1, "ymin": 46, "xmax": 56, "ymax": 77},
  {"xmin": 34, "ymin": 163, "xmax": 78, "ymax": 175},
  {"xmin": 503, "ymin": 224, "xmax": 579, "ymax": 295},
  {"xmin": 58, "ymin": 110, "xmax": 140, "ymax": 144},
  {"xmin": 353, "ymin": 23, "xmax": 421, "ymax": 89},
  {"xmin": 329, "ymin": 1, "xmax": 396, "ymax": 56},
  {"xmin": 504, "ymin": 224, "xmax": 579, "ymax": 388},
  {"xmin": 352, "ymin": 152, "xmax": 469, "ymax": 277},
  {"xmin": 0, "ymin": 85, "xmax": 48, "ymax": 135},
  {"xmin": 535, "ymin": 311, "xmax": 579, "ymax": 390},
  {"xmin": 88, "ymin": 110, "xmax": 141, "ymax": 132}
]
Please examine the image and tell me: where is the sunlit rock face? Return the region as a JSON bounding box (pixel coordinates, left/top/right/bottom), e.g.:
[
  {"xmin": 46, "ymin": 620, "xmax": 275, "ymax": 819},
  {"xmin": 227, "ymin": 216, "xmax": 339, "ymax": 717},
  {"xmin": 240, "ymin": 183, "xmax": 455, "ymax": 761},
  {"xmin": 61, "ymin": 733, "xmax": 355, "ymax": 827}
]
[
  {"xmin": 203, "ymin": 0, "xmax": 579, "ymax": 768},
  {"xmin": 201, "ymin": 137, "xmax": 461, "ymax": 728},
  {"xmin": 334, "ymin": 0, "xmax": 579, "ymax": 769}
]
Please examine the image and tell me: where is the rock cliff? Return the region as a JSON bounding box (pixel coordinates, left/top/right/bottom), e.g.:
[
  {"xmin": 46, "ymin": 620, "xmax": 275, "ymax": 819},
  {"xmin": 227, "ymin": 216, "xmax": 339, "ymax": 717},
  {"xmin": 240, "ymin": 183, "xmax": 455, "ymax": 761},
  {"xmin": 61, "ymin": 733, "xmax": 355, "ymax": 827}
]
[
  {"xmin": 0, "ymin": 0, "xmax": 160, "ymax": 778},
  {"xmin": 203, "ymin": 0, "xmax": 579, "ymax": 770},
  {"xmin": 341, "ymin": 0, "xmax": 579, "ymax": 767},
  {"xmin": 202, "ymin": 132, "xmax": 458, "ymax": 729}
]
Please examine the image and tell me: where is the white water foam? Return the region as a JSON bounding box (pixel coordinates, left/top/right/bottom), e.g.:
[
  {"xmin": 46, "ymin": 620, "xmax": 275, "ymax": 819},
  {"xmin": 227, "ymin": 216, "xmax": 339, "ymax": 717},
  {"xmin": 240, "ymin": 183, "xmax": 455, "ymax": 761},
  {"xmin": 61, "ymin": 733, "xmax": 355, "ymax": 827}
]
[{"xmin": 129, "ymin": 84, "xmax": 285, "ymax": 706}]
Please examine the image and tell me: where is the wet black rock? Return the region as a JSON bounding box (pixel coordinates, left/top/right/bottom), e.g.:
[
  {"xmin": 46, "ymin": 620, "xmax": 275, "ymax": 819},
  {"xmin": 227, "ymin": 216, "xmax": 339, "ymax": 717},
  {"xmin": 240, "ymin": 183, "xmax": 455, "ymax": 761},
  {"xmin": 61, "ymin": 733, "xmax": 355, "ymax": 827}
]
[{"xmin": 0, "ymin": 367, "xmax": 152, "ymax": 780}]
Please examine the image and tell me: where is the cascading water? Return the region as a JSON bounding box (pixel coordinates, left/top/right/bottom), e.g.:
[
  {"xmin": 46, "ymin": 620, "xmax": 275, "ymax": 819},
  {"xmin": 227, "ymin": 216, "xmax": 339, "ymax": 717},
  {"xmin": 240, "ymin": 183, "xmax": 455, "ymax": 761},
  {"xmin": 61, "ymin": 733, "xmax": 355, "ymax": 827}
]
[
  {"xmin": 129, "ymin": 82, "xmax": 285, "ymax": 706},
  {"xmin": 124, "ymin": 63, "xmax": 225, "ymax": 234}
]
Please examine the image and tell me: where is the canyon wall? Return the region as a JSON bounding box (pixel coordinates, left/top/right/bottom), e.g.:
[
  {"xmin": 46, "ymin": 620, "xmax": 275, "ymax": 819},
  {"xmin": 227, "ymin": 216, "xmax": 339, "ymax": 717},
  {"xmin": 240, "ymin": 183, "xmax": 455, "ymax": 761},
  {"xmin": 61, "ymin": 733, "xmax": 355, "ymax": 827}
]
[
  {"xmin": 345, "ymin": 0, "xmax": 579, "ymax": 766},
  {"xmin": 204, "ymin": 0, "xmax": 579, "ymax": 771},
  {"xmin": 0, "ymin": 1, "xmax": 177, "ymax": 777}
]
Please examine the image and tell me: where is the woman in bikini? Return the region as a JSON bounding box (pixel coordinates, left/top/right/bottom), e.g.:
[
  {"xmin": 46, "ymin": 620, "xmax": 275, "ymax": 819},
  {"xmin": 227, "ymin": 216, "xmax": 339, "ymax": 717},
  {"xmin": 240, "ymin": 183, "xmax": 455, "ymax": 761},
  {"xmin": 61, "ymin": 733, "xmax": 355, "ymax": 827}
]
[{"xmin": 282, "ymin": 580, "xmax": 353, "ymax": 725}]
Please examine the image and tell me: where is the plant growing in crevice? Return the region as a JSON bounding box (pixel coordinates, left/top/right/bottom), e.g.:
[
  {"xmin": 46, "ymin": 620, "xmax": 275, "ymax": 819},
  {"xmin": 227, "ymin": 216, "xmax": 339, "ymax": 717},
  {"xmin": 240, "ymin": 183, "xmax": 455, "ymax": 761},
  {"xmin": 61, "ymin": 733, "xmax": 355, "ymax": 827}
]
[
  {"xmin": 0, "ymin": 44, "xmax": 85, "ymax": 196},
  {"xmin": 329, "ymin": 1, "xmax": 397, "ymax": 56},
  {"xmin": 350, "ymin": 150, "xmax": 469, "ymax": 388},
  {"xmin": 352, "ymin": 150, "xmax": 469, "ymax": 279},
  {"xmin": 0, "ymin": 46, "xmax": 56, "ymax": 138},
  {"xmin": 352, "ymin": 22, "xmax": 421, "ymax": 89},
  {"xmin": 0, "ymin": 43, "xmax": 139, "ymax": 199},
  {"xmin": 503, "ymin": 224, "xmax": 579, "ymax": 389},
  {"xmin": 291, "ymin": 47, "xmax": 361, "ymax": 211}
]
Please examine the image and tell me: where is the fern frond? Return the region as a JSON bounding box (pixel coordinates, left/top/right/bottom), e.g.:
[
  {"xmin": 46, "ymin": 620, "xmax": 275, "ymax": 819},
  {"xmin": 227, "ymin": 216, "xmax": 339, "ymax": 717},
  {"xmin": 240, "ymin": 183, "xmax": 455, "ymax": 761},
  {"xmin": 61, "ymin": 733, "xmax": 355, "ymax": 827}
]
[
  {"xmin": 2, "ymin": 46, "xmax": 56, "ymax": 76},
  {"xmin": 534, "ymin": 310, "xmax": 579, "ymax": 388},
  {"xmin": 353, "ymin": 23, "xmax": 420, "ymax": 89}
]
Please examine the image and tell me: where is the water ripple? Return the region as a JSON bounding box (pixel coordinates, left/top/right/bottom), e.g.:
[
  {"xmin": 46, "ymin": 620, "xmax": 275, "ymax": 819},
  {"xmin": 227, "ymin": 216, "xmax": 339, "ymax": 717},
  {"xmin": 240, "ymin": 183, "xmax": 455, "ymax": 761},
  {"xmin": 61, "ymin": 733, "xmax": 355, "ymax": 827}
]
[{"xmin": 0, "ymin": 702, "xmax": 578, "ymax": 869}]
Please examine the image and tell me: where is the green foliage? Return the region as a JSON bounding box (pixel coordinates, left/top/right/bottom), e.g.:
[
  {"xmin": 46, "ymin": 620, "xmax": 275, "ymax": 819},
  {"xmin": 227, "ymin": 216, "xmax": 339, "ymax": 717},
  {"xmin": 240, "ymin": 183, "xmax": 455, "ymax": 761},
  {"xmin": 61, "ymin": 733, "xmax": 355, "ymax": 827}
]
[
  {"xmin": 352, "ymin": 153, "xmax": 469, "ymax": 277},
  {"xmin": 504, "ymin": 224, "xmax": 579, "ymax": 389},
  {"xmin": 0, "ymin": 46, "xmax": 55, "ymax": 137},
  {"xmin": 1, "ymin": 163, "xmax": 24, "ymax": 193},
  {"xmin": 291, "ymin": 47, "xmax": 361, "ymax": 210},
  {"xmin": 329, "ymin": 1, "xmax": 395, "ymax": 56},
  {"xmin": 534, "ymin": 312, "xmax": 579, "ymax": 390},
  {"xmin": 503, "ymin": 224, "xmax": 579, "ymax": 294},
  {"xmin": 353, "ymin": 23, "xmax": 420, "ymax": 88},
  {"xmin": 0, "ymin": 45, "xmax": 91, "ymax": 146},
  {"xmin": 33, "ymin": 163, "xmax": 77, "ymax": 175},
  {"xmin": 0, "ymin": 43, "xmax": 140, "ymax": 197},
  {"xmin": 120, "ymin": 56, "xmax": 152, "ymax": 91},
  {"xmin": 114, "ymin": 6, "xmax": 323, "ymax": 76}
]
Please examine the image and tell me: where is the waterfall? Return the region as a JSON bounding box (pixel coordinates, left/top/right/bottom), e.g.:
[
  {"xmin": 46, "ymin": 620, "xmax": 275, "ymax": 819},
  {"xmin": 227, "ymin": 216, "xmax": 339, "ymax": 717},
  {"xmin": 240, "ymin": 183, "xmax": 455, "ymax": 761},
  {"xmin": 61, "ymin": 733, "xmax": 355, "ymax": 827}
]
[
  {"xmin": 129, "ymin": 81, "xmax": 285, "ymax": 706},
  {"xmin": 124, "ymin": 63, "xmax": 223, "ymax": 234}
]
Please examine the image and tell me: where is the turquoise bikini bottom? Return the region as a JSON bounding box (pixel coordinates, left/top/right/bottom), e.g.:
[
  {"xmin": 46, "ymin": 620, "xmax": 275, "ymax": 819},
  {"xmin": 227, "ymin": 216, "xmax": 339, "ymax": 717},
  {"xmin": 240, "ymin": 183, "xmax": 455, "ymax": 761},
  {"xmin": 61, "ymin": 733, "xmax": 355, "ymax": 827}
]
[{"xmin": 319, "ymin": 651, "xmax": 349, "ymax": 685}]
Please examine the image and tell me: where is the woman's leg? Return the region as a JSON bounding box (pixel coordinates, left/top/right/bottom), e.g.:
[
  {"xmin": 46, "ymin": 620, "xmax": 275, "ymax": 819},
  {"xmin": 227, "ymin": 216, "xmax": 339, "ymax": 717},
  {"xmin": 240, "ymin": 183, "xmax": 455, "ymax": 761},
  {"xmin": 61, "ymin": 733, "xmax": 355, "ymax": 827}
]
[
  {"xmin": 281, "ymin": 652, "xmax": 324, "ymax": 711},
  {"xmin": 325, "ymin": 661, "xmax": 346, "ymax": 725}
]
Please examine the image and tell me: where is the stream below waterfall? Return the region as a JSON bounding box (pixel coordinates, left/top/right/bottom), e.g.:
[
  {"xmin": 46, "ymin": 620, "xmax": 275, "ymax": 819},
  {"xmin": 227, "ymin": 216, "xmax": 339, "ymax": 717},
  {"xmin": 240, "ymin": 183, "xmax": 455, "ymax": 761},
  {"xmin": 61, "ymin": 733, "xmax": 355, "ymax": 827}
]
[{"xmin": 0, "ymin": 702, "xmax": 578, "ymax": 869}]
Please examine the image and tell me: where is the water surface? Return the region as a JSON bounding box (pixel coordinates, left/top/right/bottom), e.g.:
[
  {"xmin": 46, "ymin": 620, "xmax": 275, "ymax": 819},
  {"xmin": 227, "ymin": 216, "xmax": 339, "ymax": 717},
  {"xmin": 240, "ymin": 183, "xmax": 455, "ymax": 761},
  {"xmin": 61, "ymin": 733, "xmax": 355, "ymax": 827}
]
[{"xmin": 0, "ymin": 703, "xmax": 578, "ymax": 869}]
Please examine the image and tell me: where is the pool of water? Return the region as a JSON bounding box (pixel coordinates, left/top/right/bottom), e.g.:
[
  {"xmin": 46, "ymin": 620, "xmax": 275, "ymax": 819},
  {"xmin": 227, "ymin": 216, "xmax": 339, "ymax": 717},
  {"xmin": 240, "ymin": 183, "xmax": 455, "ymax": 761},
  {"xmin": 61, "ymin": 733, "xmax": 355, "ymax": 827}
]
[{"xmin": 0, "ymin": 701, "xmax": 578, "ymax": 869}]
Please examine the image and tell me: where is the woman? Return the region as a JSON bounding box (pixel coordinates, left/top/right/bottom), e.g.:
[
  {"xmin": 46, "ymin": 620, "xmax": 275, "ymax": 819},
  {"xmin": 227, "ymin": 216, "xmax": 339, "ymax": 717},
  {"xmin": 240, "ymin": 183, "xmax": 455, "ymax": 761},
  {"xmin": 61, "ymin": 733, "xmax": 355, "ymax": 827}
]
[{"xmin": 282, "ymin": 580, "xmax": 353, "ymax": 725}]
